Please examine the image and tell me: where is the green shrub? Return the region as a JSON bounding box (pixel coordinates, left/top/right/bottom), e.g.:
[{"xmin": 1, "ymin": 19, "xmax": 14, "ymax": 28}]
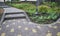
[
  {"xmin": 12, "ymin": 3, "xmax": 35, "ymax": 9},
  {"xmin": 11, "ymin": 3, "xmax": 36, "ymax": 15},
  {"xmin": 5, "ymin": 1, "xmax": 11, "ymax": 4},
  {"xmin": 12, "ymin": 4, "xmax": 24, "ymax": 9},
  {"xmin": 43, "ymin": 2, "xmax": 57, "ymax": 7},
  {"xmin": 16, "ymin": 0, "xmax": 20, "ymax": 2},
  {"xmin": 53, "ymin": 7, "xmax": 60, "ymax": 13},
  {"xmin": 38, "ymin": 5, "xmax": 51, "ymax": 13},
  {"xmin": 24, "ymin": 5, "xmax": 36, "ymax": 15}
]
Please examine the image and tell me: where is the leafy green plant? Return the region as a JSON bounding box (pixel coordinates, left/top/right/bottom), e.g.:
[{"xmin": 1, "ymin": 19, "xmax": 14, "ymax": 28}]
[
  {"xmin": 16, "ymin": 0, "xmax": 20, "ymax": 2},
  {"xmin": 43, "ymin": 2, "xmax": 57, "ymax": 7},
  {"xmin": 11, "ymin": 3, "xmax": 36, "ymax": 15},
  {"xmin": 30, "ymin": 5, "xmax": 59, "ymax": 24},
  {"xmin": 11, "ymin": 3, "xmax": 35, "ymax": 9},
  {"xmin": 38, "ymin": 5, "xmax": 51, "ymax": 13},
  {"xmin": 24, "ymin": 5, "xmax": 36, "ymax": 15},
  {"xmin": 53, "ymin": 7, "xmax": 60, "ymax": 14}
]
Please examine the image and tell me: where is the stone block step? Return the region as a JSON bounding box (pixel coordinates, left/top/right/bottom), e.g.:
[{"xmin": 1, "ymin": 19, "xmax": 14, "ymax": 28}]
[
  {"xmin": 5, "ymin": 12, "xmax": 24, "ymax": 15},
  {"xmin": 5, "ymin": 14, "xmax": 26, "ymax": 18},
  {"xmin": 5, "ymin": 11, "xmax": 24, "ymax": 14},
  {"xmin": 4, "ymin": 7, "xmax": 25, "ymax": 13}
]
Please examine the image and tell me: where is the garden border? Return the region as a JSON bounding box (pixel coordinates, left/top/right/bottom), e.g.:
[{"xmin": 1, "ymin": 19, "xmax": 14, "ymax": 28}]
[{"xmin": 26, "ymin": 12, "xmax": 60, "ymax": 26}]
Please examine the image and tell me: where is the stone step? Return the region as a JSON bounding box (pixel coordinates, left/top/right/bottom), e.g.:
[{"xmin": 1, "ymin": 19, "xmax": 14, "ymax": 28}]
[
  {"xmin": 4, "ymin": 7, "xmax": 25, "ymax": 13},
  {"xmin": 5, "ymin": 13, "xmax": 26, "ymax": 18},
  {"xmin": 5, "ymin": 11, "xmax": 25, "ymax": 14},
  {"xmin": 5, "ymin": 12, "xmax": 24, "ymax": 15}
]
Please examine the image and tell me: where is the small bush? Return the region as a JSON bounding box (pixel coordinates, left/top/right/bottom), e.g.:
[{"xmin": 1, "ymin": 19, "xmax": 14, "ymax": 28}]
[
  {"xmin": 43, "ymin": 2, "xmax": 57, "ymax": 7},
  {"xmin": 24, "ymin": 5, "xmax": 36, "ymax": 15},
  {"xmin": 12, "ymin": 3, "xmax": 35, "ymax": 9},
  {"xmin": 11, "ymin": 3, "xmax": 36, "ymax": 15},
  {"xmin": 38, "ymin": 5, "xmax": 51, "ymax": 13}
]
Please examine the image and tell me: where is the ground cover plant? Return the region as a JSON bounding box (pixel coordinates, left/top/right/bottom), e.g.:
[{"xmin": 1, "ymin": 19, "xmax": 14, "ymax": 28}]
[{"xmin": 6, "ymin": 2, "xmax": 60, "ymax": 24}]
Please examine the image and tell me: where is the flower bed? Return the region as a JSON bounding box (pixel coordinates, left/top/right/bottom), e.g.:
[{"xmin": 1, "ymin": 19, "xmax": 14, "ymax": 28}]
[{"xmin": 7, "ymin": 2, "xmax": 60, "ymax": 24}]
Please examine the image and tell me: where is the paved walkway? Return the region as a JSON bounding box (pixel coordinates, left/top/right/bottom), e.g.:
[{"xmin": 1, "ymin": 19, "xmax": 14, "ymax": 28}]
[{"xmin": 0, "ymin": 3, "xmax": 60, "ymax": 36}]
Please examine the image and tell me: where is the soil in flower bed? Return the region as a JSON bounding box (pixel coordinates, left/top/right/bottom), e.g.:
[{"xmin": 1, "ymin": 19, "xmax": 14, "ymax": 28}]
[{"xmin": 0, "ymin": 8, "xmax": 4, "ymax": 20}]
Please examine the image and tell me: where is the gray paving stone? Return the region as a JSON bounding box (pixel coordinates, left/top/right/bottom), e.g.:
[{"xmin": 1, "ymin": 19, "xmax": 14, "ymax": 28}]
[{"xmin": 0, "ymin": 19, "xmax": 60, "ymax": 36}]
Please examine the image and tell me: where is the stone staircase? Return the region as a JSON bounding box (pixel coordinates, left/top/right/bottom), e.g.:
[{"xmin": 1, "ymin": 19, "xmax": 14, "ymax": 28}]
[
  {"xmin": 0, "ymin": 7, "xmax": 30, "ymax": 26},
  {"xmin": 5, "ymin": 12, "xmax": 26, "ymax": 19}
]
